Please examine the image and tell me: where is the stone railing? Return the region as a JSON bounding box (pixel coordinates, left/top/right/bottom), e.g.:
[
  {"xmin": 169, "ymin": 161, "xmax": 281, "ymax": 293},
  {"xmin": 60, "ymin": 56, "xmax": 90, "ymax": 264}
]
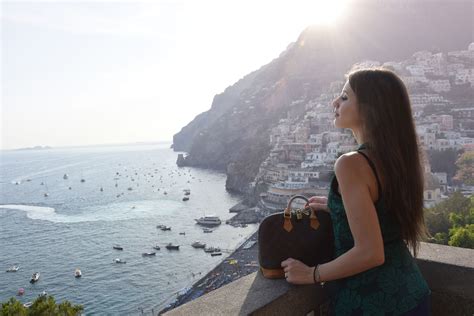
[{"xmin": 164, "ymin": 242, "xmax": 474, "ymax": 315}]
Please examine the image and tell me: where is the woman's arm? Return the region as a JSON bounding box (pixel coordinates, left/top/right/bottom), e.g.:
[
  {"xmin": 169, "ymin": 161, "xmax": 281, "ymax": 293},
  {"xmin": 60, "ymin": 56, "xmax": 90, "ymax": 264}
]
[{"xmin": 282, "ymin": 153, "xmax": 385, "ymax": 284}]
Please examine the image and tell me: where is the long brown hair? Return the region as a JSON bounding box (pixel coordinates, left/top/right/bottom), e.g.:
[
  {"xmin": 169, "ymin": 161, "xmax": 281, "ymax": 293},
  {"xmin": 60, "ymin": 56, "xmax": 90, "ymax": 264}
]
[{"xmin": 348, "ymin": 68, "xmax": 426, "ymax": 257}]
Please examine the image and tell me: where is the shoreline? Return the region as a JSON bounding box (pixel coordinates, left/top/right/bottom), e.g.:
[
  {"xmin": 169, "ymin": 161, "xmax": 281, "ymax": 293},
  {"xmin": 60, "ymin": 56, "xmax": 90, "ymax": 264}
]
[{"xmin": 159, "ymin": 229, "xmax": 260, "ymax": 314}]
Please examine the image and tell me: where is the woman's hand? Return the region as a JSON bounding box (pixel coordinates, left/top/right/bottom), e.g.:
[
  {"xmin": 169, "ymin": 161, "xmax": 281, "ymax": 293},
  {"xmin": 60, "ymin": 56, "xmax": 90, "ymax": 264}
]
[
  {"xmin": 306, "ymin": 196, "xmax": 329, "ymax": 213},
  {"xmin": 281, "ymin": 258, "xmax": 314, "ymax": 284}
]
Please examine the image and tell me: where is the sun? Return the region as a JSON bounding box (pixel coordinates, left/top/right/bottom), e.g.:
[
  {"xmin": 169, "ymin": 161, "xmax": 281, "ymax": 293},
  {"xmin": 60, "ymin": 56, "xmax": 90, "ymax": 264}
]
[{"xmin": 297, "ymin": 0, "xmax": 350, "ymax": 26}]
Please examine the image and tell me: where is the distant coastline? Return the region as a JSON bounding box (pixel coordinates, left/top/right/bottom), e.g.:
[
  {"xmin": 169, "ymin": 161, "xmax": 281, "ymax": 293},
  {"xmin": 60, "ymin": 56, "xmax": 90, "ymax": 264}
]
[
  {"xmin": 3, "ymin": 141, "xmax": 173, "ymax": 152},
  {"xmin": 15, "ymin": 145, "xmax": 53, "ymax": 151}
]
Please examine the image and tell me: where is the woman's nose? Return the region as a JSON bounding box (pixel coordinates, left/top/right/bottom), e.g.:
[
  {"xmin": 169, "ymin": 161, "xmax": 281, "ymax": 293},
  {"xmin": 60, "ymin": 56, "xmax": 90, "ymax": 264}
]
[{"xmin": 332, "ymin": 99, "xmax": 338, "ymax": 109}]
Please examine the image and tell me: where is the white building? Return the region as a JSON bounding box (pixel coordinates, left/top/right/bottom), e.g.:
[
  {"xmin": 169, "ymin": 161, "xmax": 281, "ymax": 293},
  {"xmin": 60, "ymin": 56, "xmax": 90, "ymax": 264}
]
[{"xmin": 429, "ymin": 79, "xmax": 451, "ymax": 93}]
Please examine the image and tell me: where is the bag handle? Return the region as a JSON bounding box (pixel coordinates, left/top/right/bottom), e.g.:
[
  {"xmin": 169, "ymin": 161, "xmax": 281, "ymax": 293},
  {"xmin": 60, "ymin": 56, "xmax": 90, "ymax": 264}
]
[{"xmin": 283, "ymin": 195, "xmax": 320, "ymax": 232}]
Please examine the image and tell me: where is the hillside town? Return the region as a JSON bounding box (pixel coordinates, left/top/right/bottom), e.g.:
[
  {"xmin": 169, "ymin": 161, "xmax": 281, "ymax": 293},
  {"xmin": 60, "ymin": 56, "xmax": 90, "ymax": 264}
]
[{"xmin": 255, "ymin": 43, "xmax": 474, "ymax": 210}]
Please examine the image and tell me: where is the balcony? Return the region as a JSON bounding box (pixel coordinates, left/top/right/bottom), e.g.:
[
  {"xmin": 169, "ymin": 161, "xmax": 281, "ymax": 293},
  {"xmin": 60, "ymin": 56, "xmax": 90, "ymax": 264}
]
[{"xmin": 163, "ymin": 242, "xmax": 473, "ymax": 315}]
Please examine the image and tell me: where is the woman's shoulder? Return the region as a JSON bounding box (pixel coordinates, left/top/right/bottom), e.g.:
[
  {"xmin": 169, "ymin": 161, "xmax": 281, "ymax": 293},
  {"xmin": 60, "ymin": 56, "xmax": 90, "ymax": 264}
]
[{"xmin": 334, "ymin": 151, "xmax": 370, "ymax": 178}]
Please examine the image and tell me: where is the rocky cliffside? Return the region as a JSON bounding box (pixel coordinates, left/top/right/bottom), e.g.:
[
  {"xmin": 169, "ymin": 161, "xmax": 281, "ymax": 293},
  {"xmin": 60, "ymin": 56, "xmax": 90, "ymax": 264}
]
[{"xmin": 173, "ymin": 0, "xmax": 472, "ymax": 194}]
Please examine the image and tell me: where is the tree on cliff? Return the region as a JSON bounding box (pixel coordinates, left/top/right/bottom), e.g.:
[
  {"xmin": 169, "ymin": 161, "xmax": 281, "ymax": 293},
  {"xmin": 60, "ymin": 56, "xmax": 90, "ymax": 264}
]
[
  {"xmin": 425, "ymin": 192, "xmax": 474, "ymax": 249},
  {"xmin": 453, "ymin": 151, "xmax": 474, "ymax": 186},
  {"xmin": 1, "ymin": 296, "xmax": 83, "ymax": 316}
]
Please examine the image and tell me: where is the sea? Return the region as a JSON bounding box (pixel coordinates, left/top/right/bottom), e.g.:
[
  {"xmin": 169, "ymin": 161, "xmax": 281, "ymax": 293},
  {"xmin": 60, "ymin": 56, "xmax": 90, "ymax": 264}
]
[{"xmin": 0, "ymin": 143, "xmax": 257, "ymax": 315}]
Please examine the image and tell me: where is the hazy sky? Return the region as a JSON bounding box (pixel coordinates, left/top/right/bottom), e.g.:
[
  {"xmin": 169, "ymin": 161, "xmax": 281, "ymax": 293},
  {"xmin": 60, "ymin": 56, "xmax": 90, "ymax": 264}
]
[{"xmin": 1, "ymin": 0, "xmax": 349, "ymax": 150}]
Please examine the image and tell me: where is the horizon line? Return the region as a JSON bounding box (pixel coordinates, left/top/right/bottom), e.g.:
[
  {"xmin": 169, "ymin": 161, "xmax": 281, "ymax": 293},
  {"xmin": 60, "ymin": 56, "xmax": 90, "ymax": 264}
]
[{"xmin": 1, "ymin": 140, "xmax": 173, "ymax": 152}]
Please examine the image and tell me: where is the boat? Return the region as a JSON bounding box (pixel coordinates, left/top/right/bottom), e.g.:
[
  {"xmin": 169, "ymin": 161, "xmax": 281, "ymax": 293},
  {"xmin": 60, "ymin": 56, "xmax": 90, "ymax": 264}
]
[
  {"xmin": 211, "ymin": 252, "xmax": 222, "ymax": 256},
  {"xmin": 161, "ymin": 226, "xmax": 171, "ymax": 231},
  {"xmin": 153, "ymin": 245, "xmax": 161, "ymax": 250},
  {"xmin": 80, "ymin": 179, "xmax": 85, "ymax": 183},
  {"xmin": 114, "ymin": 258, "xmax": 126, "ymax": 264},
  {"xmin": 74, "ymin": 269, "xmax": 82, "ymax": 278},
  {"xmin": 23, "ymin": 302, "xmax": 33, "ymax": 308},
  {"xmin": 39, "ymin": 290, "xmax": 48, "ymax": 298},
  {"xmin": 142, "ymin": 252, "xmax": 156, "ymax": 257},
  {"xmin": 113, "ymin": 245, "xmax": 124, "ymax": 250},
  {"xmin": 203, "ymin": 228, "xmax": 213, "ymax": 233},
  {"xmin": 165, "ymin": 243, "xmax": 180, "ymax": 250},
  {"xmin": 191, "ymin": 241, "xmax": 206, "ymax": 249},
  {"xmin": 183, "ymin": 189, "xmax": 191, "ymax": 195},
  {"xmin": 204, "ymin": 247, "xmax": 221, "ymax": 253},
  {"xmin": 30, "ymin": 272, "xmax": 40, "ymax": 283},
  {"xmin": 195, "ymin": 215, "xmax": 222, "ymax": 227},
  {"xmin": 179, "ymin": 232, "xmax": 186, "ymax": 235},
  {"xmin": 63, "ymin": 174, "xmax": 69, "ymax": 180},
  {"xmin": 17, "ymin": 288, "xmax": 24, "ymax": 296},
  {"xmin": 6, "ymin": 265, "xmax": 20, "ymax": 272},
  {"xmin": 182, "ymin": 197, "xmax": 189, "ymax": 201}
]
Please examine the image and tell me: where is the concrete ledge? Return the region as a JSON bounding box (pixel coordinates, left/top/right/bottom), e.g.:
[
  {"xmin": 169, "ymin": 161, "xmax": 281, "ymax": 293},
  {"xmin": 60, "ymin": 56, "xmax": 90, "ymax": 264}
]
[
  {"xmin": 416, "ymin": 242, "xmax": 474, "ymax": 315},
  {"xmin": 164, "ymin": 271, "xmax": 329, "ymax": 316},
  {"xmin": 164, "ymin": 242, "xmax": 474, "ymax": 316}
]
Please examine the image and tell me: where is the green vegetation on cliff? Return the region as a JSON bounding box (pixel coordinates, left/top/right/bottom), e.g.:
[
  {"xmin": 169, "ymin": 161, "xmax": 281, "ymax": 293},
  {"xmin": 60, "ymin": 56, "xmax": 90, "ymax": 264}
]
[
  {"xmin": 1, "ymin": 296, "xmax": 83, "ymax": 316},
  {"xmin": 425, "ymin": 192, "xmax": 474, "ymax": 249}
]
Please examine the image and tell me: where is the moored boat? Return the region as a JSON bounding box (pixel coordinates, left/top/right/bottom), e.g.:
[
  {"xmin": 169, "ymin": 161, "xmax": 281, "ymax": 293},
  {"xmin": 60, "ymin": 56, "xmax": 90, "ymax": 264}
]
[
  {"xmin": 191, "ymin": 241, "xmax": 206, "ymax": 249},
  {"xmin": 30, "ymin": 272, "xmax": 40, "ymax": 283},
  {"xmin": 142, "ymin": 252, "xmax": 156, "ymax": 257},
  {"xmin": 6, "ymin": 265, "xmax": 20, "ymax": 272},
  {"xmin": 165, "ymin": 243, "xmax": 179, "ymax": 250},
  {"xmin": 153, "ymin": 245, "xmax": 161, "ymax": 250},
  {"xmin": 195, "ymin": 215, "xmax": 221, "ymax": 227},
  {"xmin": 113, "ymin": 245, "xmax": 124, "ymax": 250},
  {"xmin": 75, "ymin": 269, "xmax": 82, "ymax": 278},
  {"xmin": 204, "ymin": 246, "xmax": 221, "ymax": 253},
  {"xmin": 114, "ymin": 258, "xmax": 126, "ymax": 264}
]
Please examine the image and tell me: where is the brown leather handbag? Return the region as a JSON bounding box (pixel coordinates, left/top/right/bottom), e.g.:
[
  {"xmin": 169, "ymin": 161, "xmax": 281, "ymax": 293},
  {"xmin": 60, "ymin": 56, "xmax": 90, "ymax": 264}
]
[{"xmin": 258, "ymin": 195, "xmax": 334, "ymax": 279}]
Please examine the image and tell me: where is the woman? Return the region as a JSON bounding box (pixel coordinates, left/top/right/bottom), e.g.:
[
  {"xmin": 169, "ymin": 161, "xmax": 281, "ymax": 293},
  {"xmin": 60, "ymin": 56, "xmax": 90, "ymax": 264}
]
[{"xmin": 281, "ymin": 68, "xmax": 431, "ymax": 315}]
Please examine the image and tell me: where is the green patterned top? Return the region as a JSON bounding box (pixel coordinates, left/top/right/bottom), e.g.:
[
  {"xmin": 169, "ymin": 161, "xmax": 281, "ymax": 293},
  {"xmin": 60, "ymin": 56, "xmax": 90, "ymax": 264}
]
[{"xmin": 327, "ymin": 144, "xmax": 430, "ymax": 315}]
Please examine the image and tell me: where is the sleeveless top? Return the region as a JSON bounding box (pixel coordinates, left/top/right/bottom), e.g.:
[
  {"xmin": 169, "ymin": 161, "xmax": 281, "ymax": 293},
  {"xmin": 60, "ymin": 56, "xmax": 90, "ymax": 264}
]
[{"xmin": 327, "ymin": 143, "xmax": 431, "ymax": 316}]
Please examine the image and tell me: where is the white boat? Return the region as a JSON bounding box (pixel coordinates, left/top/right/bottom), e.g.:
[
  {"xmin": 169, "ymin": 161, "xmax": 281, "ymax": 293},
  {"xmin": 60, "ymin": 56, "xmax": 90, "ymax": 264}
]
[
  {"xmin": 142, "ymin": 252, "xmax": 156, "ymax": 256},
  {"xmin": 6, "ymin": 265, "xmax": 20, "ymax": 272},
  {"xmin": 63, "ymin": 174, "xmax": 69, "ymax": 180},
  {"xmin": 114, "ymin": 258, "xmax": 126, "ymax": 264},
  {"xmin": 30, "ymin": 272, "xmax": 40, "ymax": 283},
  {"xmin": 204, "ymin": 247, "xmax": 221, "ymax": 253},
  {"xmin": 195, "ymin": 215, "xmax": 221, "ymax": 227},
  {"xmin": 75, "ymin": 269, "xmax": 82, "ymax": 278}
]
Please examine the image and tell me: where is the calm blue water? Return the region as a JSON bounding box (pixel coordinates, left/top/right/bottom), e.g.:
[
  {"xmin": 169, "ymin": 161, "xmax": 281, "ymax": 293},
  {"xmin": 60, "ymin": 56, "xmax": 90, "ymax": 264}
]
[{"xmin": 0, "ymin": 143, "xmax": 256, "ymax": 315}]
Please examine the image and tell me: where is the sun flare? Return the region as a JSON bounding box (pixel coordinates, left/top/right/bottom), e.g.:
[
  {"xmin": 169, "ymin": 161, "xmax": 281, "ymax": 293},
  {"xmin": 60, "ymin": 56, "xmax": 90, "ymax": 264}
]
[{"xmin": 296, "ymin": 0, "xmax": 350, "ymax": 26}]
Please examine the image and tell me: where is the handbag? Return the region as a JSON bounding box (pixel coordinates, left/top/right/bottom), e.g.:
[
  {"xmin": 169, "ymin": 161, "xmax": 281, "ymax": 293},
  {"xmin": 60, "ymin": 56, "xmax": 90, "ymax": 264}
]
[{"xmin": 258, "ymin": 195, "xmax": 334, "ymax": 279}]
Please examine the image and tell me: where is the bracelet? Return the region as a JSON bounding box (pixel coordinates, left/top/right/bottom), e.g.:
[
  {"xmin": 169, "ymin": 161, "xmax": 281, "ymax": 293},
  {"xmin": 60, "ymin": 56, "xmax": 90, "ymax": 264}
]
[{"xmin": 314, "ymin": 264, "xmax": 325, "ymax": 287}]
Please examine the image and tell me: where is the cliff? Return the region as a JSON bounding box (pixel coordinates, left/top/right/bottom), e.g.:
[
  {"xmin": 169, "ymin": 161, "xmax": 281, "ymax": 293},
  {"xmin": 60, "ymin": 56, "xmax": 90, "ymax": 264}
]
[{"xmin": 173, "ymin": 0, "xmax": 473, "ymax": 194}]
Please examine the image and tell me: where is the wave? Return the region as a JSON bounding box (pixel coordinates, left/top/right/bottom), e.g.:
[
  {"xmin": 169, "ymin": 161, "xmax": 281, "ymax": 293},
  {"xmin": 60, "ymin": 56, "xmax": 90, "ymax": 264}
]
[{"xmin": 0, "ymin": 200, "xmax": 181, "ymax": 223}]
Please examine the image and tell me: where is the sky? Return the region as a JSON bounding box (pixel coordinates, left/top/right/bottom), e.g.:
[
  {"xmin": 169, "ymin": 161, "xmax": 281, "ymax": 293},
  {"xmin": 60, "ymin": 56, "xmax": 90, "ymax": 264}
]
[{"xmin": 1, "ymin": 0, "xmax": 349, "ymax": 150}]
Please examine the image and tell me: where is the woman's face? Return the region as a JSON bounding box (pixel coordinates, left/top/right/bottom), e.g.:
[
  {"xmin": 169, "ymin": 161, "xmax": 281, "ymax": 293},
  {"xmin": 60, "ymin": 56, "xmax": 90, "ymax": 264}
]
[{"xmin": 332, "ymin": 81, "xmax": 362, "ymax": 130}]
